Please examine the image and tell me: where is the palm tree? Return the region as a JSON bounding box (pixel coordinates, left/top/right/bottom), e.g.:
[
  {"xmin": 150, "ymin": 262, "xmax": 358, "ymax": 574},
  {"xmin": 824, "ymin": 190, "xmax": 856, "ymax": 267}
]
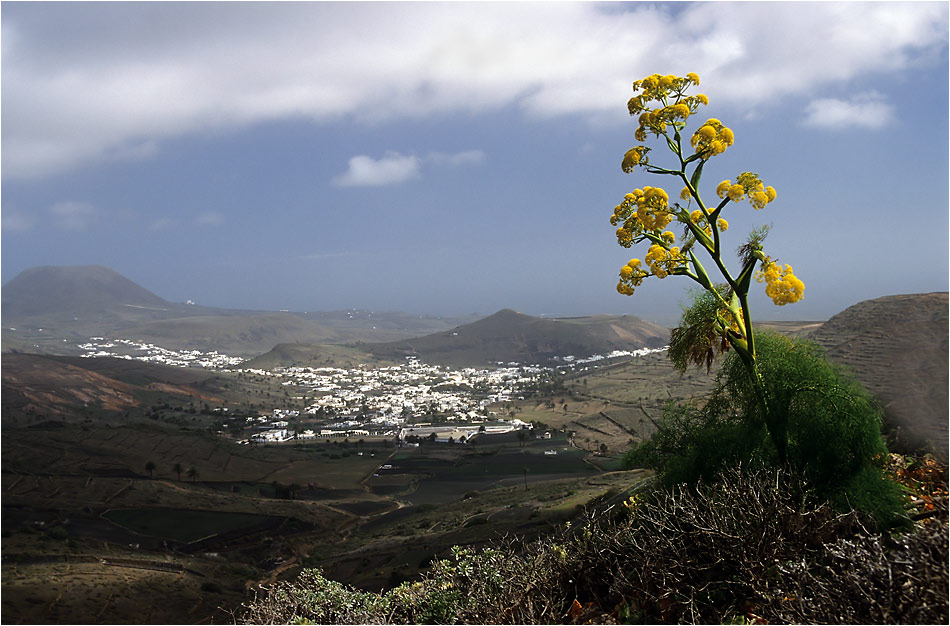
[
  {"xmin": 173, "ymin": 462, "xmax": 183, "ymax": 481},
  {"xmin": 186, "ymin": 466, "xmax": 199, "ymax": 483},
  {"xmin": 144, "ymin": 460, "xmax": 156, "ymax": 479}
]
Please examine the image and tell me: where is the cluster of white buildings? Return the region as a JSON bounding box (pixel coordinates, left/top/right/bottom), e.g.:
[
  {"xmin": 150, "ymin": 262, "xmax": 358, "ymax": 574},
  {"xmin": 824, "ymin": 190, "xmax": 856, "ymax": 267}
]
[
  {"xmin": 76, "ymin": 334, "xmax": 668, "ymax": 445},
  {"xmin": 270, "ymin": 357, "xmax": 543, "ymax": 427},
  {"xmin": 77, "ymin": 338, "xmax": 246, "ymax": 368},
  {"xmin": 553, "ymin": 347, "xmax": 668, "ymax": 366}
]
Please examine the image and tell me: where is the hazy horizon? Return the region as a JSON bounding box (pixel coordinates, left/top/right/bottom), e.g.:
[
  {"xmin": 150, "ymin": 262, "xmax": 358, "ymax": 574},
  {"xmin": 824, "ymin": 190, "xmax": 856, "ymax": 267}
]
[{"xmin": 2, "ymin": 2, "xmax": 948, "ymax": 323}]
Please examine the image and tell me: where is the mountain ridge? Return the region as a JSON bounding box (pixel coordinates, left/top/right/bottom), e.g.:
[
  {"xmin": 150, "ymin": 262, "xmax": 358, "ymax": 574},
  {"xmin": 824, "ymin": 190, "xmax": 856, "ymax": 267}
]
[
  {"xmin": 1, "ymin": 265, "xmax": 479, "ymax": 355},
  {"xmin": 357, "ymin": 307, "xmax": 669, "ymax": 366}
]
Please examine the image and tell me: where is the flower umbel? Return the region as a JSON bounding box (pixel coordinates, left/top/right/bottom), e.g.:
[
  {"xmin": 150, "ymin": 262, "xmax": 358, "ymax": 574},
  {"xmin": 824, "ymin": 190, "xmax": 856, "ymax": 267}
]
[
  {"xmin": 617, "ymin": 258, "xmax": 649, "ymax": 295},
  {"xmin": 690, "ymin": 118, "xmax": 734, "ymax": 159},
  {"xmin": 610, "ymin": 186, "xmax": 674, "ymax": 247},
  {"xmin": 755, "ymin": 259, "xmax": 805, "ymax": 305},
  {"xmin": 717, "ymin": 172, "xmax": 777, "ymax": 209}
]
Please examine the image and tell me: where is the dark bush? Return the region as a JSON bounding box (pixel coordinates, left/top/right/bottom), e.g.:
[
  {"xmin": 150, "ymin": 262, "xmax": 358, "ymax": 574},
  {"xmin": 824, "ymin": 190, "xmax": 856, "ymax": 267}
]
[
  {"xmin": 201, "ymin": 581, "xmax": 223, "ymax": 594},
  {"xmin": 239, "ymin": 466, "xmax": 948, "ymax": 625}
]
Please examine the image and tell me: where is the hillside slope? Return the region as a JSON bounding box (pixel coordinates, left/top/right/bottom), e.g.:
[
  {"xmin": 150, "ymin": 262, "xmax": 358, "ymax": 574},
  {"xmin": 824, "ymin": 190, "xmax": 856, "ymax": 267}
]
[
  {"xmin": 363, "ymin": 308, "xmax": 669, "ymax": 366},
  {"xmin": 1, "ymin": 353, "xmax": 226, "ymax": 426},
  {"xmin": 807, "ymin": 292, "xmax": 948, "ymax": 460},
  {"xmin": 116, "ymin": 313, "xmax": 338, "ymax": 356}
]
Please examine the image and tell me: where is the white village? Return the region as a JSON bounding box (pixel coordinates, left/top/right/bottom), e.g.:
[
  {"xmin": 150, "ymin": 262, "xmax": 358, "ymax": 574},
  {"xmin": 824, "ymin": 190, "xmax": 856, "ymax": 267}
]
[{"xmin": 77, "ymin": 337, "xmax": 667, "ymax": 446}]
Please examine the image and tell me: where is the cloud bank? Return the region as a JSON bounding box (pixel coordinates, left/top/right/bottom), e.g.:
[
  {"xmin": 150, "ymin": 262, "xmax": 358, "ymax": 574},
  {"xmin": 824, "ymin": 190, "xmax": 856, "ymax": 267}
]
[
  {"xmin": 2, "ymin": 2, "xmax": 946, "ymax": 179},
  {"xmin": 802, "ymin": 92, "xmax": 894, "ymax": 129}
]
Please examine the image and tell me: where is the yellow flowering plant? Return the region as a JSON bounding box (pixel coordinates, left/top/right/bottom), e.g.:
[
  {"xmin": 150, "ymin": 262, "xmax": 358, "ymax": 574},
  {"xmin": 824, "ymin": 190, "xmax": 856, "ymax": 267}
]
[{"xmin": 610, "ymin": 72, "xmax": 803, "ymax": 461}]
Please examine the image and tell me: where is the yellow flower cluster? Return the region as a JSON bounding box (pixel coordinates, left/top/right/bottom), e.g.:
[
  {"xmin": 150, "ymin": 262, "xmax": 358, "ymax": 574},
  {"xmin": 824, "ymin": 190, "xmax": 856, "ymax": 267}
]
[
  {"xmin": 616, "ymin": 258, "xmax": 648, "ymax": 295},
  {"xmin": 716, "ymin": 172, "xmax": 777, "ymax": 209},
  {"xmin": 690, "ymin": 118, "xmax": 734, "ymax": 158},
  {"xmin": 621, "ymin": 146, "xmax": 652, "ymax": 173},
  {"xmin": 610, "ymin": 186, "xmax": 673, "ymax": 246},
  {"xmin": 756, "ymin": 260, "xmax": 805, "ymax": 305},
  {"xmin": 645, "ymin": 243, "xmax": 686, "ymax": 279},
  {"xmin": 626, "ymin": 73, "xmax": 708, "ymax": 142},
  {"xmin": 688, "ymin": 208, "xmax": 728, "ymax": 236}
]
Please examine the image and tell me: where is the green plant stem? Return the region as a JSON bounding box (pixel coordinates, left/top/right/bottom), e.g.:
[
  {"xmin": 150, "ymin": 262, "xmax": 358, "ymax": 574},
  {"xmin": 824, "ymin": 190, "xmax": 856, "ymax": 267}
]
[{"xmin": 664, "ymin": 129, "xmax": 785, "ymax": 463}]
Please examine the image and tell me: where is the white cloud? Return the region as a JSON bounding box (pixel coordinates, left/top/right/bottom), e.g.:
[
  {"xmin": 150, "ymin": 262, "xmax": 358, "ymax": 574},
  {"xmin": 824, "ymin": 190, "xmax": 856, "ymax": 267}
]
[
  {"xmin": 49, "ymin": 201, "xmax": 97, "ymax": 230},
  {"xmin": 332, "ymin": 149, "xmax": 485, "ymax": 187},
  {"xmin": 802, "ymin": 92, "xmax": 894, "ymax": 129},
  {"xmin": 333, "ymin": 152, "xmax": 421, "ymax": 187},
  {"xmin": 195, "ymin": 211, "xmax": 224, "ymax": 226},
  {"xmin": 1, "ymin": 2, "xmax": 946, "ymax": 179}
]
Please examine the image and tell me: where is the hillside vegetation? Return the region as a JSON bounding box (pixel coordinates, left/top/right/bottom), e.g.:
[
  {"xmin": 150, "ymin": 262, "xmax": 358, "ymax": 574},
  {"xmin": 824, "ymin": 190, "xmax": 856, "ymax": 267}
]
[{"xmin": 242, "ymin": 463, "xmax": 948, "ymax": 625}]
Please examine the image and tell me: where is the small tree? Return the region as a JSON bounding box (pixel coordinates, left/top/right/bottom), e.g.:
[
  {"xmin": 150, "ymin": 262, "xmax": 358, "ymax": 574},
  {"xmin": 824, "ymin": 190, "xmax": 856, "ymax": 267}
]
[
  {"xmin": 173, "ymin": 462, "xmax": 183, "ymax": 481},
  {"xmin": 610, "ymin": 72, "xmax": 804, "ymax": 462},
  {"xmin": 144, "ymin": 460, "xmax": 156, "ymax": 479},
  {"xmin": 186, "ymin": 466, "xmax": 199, "ymax": 483}
]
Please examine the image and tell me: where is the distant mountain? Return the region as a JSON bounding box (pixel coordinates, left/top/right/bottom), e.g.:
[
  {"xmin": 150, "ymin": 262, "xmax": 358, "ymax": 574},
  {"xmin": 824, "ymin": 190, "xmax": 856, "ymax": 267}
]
[
  {"xmin": 1, "ymin": 265, "xmax": 470, "ymax": 356},
  {"xmin": 2, "ymin": 265, "xmax": 170, "ymax": 318},
  {"xmin": 807, "ymin": 292, "xmax": 948, "ymax": 460},
  {"xmin": 362, "ymin": 308, "xmax": 670, "ymax": 366}
]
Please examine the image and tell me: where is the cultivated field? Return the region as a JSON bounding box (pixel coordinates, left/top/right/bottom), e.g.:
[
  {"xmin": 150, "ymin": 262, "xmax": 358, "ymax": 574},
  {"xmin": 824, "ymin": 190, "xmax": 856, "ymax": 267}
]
[{"xmin": 2, "ymin": 414, "xmax": 642, "ymax": 623}]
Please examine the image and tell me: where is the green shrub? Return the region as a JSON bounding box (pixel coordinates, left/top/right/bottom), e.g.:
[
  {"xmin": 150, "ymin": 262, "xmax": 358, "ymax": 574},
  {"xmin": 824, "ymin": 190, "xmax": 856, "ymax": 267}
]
[
  {"xmin": 242, "ymin": 569, "xmax": 388, "ymax": 624},
  {"xmin": 628, "ymin": 332, "xmax": 907, "ymax": 527}
]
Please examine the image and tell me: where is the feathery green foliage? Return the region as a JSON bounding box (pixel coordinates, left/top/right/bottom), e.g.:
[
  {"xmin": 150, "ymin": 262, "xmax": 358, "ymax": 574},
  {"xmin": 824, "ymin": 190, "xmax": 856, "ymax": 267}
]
[
  {"xmin": 629, "ymin": 331, "xmax": 907, "ymax": 528},
  {"xmin": 668, "ymin": 286, "xmax": 733, "ymax": 373}
]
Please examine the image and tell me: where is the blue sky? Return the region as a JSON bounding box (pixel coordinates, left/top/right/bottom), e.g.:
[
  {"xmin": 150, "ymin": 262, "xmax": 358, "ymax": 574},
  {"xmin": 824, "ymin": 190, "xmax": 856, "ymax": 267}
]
[{"xmin": 2, "ymin": 1, "xmax": 948, "ymax": 324}]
